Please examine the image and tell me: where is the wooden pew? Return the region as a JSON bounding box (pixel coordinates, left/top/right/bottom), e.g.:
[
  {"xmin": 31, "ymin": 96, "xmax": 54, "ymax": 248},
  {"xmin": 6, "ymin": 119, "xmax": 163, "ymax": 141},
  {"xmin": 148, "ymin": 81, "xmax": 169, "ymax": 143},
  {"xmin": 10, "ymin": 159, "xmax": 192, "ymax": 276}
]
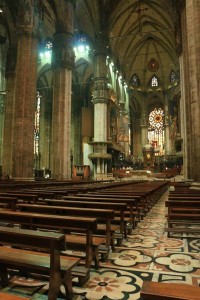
[
  {"xmin": 18, "ymin": 189, "xmax": 56, "ymax": 199},
  {"xmin": 108, "ymin": 180, "xmax": 169, "ymax": 196},
  {"xmin": 95, "ymin": 190, "xmax": 150, "ymax": 212},
  {"xmin": 40, "ymin": 198, "xmax": 127, "ymax": 246},
  {"xmin": 77, "ymin": 192, "xmax": 143, "ymax": 224},
  {"xmin": 169, "ymin": 189, "xmax": 200, "ymax": 195},
  {"xmin": 169, "ymin": 193, "xmax": 200, "ymax": 199},
  {"xmin": 64, "ymin": 195, "xmax": 136, "ymax": 232},
  {"xmin": 0, "ymin": 226, "xmax": 80, "ymax": 300},
  {"xmin": 140, "ymin": 281, "xmax": 200, "ymax": 300},
  {"xmin": 0, "ymin": 192, "xmax": 38, "ymax": 203},
  {"xmin": 21, "ymin": 188, "xmax": 75, "ymax": 199},
  {"xmin": 165, "ymin": 200, "xmax": 200, "ymax": 237},
  {"xmin": 0, "ymin": 292, "xmax": 30, "ymax": 300},
  {"xmin": 0, "ymin": 210, "xmax": 100, "ymax": 270},
  {"xmin": 0, "ymin": 196, "xmax": 17, "ymax": 210},
  {"xmin": 0, "ymin": 293, "xmax": 30, "ymax": 300},
  {"xmin": 96, "ymin": 181, "xmax": 168, "ymax": 212},
  {"xmin": 17, "ymin": 203, "xmax": 114, "ymax": 256}
]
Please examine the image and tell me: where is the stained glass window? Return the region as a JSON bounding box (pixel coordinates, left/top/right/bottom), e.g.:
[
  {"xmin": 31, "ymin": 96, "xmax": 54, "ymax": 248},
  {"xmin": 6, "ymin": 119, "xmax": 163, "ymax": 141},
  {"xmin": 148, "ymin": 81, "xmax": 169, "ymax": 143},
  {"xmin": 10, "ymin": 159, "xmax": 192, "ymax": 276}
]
[
  {"xmin": 131, "ymin": 74, "xmax": 140, "ymax": 86},
  {"xmin": 39, "ymin": 39, "xmax": 53, "ymax": 60},
  {"xmin": 45, "ymin": 40, "xmax": 53, "ymax": 50},
  {"xmin": 34, "ymin": 92, "xmax": 41, "ymax": 159},
  {"xmin": 148, "ymin": 108, "xmax": 164, "ymax": 155},
  {"xmin": 148, "ymin": 58, "xmax": 159, "ymax": 72},
  {"xmin": 73, "ymin": 33, "xmax": 90, "ymax": 52},
  {"xmin": 170, "ymin": 70, "xmax": 176, "ymax": 83},
  {"xmin": 150, "ymin": 76, "xmax": 158, "ymax": 87}
]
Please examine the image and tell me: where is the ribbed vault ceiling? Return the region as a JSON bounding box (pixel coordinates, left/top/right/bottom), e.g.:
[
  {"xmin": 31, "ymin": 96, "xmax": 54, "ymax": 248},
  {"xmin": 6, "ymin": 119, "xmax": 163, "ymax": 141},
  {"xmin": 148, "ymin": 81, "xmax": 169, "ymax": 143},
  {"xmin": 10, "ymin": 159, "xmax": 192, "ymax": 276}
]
[
  {"xmin": 3, "ymin": 0, "xmax": 180, "ymax": 97},
  {"xmin": 75, "ymin": 0, "xmax": 179, "ymax": 90}
]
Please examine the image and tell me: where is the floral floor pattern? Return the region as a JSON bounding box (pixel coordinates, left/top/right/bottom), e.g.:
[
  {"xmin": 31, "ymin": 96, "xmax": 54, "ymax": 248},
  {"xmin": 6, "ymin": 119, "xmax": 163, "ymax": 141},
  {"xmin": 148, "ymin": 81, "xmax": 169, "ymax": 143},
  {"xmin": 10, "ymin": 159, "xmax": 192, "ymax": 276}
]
[{"xmin": 1, "ymin": 191, "xmax": 200, "ymax": 299}]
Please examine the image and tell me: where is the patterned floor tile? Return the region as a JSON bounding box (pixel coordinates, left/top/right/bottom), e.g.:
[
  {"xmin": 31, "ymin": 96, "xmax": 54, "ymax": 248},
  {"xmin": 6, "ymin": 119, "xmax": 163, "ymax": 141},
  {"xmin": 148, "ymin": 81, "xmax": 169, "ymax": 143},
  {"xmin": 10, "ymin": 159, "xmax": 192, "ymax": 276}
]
[{"xmin": 2, "ymin": 191, "xmax": 200, "ymax": 299}]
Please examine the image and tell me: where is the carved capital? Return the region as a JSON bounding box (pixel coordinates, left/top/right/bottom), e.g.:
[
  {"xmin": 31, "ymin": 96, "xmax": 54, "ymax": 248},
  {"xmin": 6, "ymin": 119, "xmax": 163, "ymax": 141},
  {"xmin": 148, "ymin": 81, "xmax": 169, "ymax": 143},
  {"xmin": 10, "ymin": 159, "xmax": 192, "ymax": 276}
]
[
  {"xmin": 92, "ymin": 98, "xmax": 109, "ymax": 105},
  {"xmin": 92, "ymin": 77, "xmax": 109, "ymax": 103},
  {"xmin": 16, "ymin": 0, "xmax": 41, "ymax": 37},
  {"xmin": 51, "ymin": 32, "xmax": 75, "ymax": 69}
]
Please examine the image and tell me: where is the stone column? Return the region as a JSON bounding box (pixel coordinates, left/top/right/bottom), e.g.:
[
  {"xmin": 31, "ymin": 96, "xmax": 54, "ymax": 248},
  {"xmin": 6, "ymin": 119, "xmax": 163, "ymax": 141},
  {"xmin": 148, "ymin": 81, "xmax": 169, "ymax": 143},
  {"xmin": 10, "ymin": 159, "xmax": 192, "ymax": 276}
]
[
  {"xmin": 132, "ymin": 115, "xmax": 140, "ymax": 157},
  {"xmin": 118, "ymin": 106, "xmax": 130, "ymax": 156},
  {"xmin": 179, "ymin": 55, "xmax": 188, "ymax": 178},
  {"xmin": 88, "ymin": 38, "xmax": 111, "ymax": 179},
  {"xmin": 118, "ymin": 82, "xmax": 130, "ymax": 157},
  {"xmin": 2, "ymin": 47, "xmax": 17, "ymax": 177},
  {"xmin": 51, "ymin": 1, "xmax": 74, "ymax": 180},
  {"xmin": 181, "ymin": 1, "xmax": 200, "ymax": 180},
  {"xmin": 164, "ymin": 93, "xmax": 171, "ymax": 155},
  {"xmin": 140, "ymin": 111, "xmax": 148, "ymax": 148},
  {"xmin": 176, "ymin": 2, "xmax": 189, "ymax": 179},
  {"xmin": 0, "ymin": 41, "xmax": 7, "ymax": 168},
  {"xmin": 3, "ymin": 0, "xmax": 40, "ymax": 180},
  {"xmin": 39, "ymin": 90, "xmax": 52, "ymax": 171},
  {"xmin": 139, "ymin": 93, "xmax": 148, "ymax": 156}
]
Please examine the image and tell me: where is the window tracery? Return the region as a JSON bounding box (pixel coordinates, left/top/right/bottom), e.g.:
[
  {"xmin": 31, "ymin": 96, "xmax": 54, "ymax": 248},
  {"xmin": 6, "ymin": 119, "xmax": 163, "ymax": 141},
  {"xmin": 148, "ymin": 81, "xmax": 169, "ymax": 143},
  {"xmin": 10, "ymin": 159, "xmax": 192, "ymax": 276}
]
[
  {"xmin": 148, "ymin": 108, "xmax": 164, "ymax": 155},
  {"xmin": 150, "ymin": 75, "xmax": 159, "ymax": 87},
  {"xmin": 130, "ymin": 74, "xmax": 140, "ymax": 86},
  {"xmin": 147, "ymin": 58, "xmax": 159, "ymax": 72},
  {"xmin": 34, "ymin": 92, "xmax": 41, "ymax": 166},
  {"xmin": 170, "ymin": 70, "xmax": 176, "ymax": 83}
]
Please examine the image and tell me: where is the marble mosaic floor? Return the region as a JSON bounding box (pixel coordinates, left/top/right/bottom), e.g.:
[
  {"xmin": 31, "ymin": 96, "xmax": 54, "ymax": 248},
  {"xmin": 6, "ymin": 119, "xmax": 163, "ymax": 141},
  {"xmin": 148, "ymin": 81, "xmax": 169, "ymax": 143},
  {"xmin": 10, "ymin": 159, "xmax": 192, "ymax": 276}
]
[{"xmin": 1, "ymin": 191, "xmax": 200, "ymax": 299}]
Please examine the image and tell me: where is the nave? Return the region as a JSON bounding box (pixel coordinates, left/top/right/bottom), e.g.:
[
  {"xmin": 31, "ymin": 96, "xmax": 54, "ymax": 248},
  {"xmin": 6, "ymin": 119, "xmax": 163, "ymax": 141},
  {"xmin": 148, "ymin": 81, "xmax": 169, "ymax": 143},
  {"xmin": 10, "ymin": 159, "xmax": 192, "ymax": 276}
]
[{"xmin": 1, "ymin": 189, "xmax": 200, "ymax": 300}]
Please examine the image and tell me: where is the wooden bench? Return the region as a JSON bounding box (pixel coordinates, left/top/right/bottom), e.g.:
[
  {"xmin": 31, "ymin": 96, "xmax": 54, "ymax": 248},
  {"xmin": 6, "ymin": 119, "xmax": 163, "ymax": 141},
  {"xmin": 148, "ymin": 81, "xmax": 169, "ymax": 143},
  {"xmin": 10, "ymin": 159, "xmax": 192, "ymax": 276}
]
[
  {"xmin": 40, "ymin": 198, "xmax": 127, "ymax": 246},
  {"xmin": 0, "ymin": 196, "xmax": 17, "ymax": 210},
  {"xmin": 0, "ymin": 292, "xmax": 30, "ymax": 300},
  {"xmin": 0, "ymin": 210, "xmax": 100, "ymax": 270},
  {"xmin": 140, "ymin": 281, "xmax": 200, "ymax": 300},
  {"xmin": 165, "ymin": 200, "xmax": 200, "ymax": 237},
  {"xmin": 169, "ymin": 195, "xmax": 200, "ymax": 201},
  {"xmin": 97, "ymin": 181, "xmax": 168, "ymax": 212},
  {"xmin": 64, "ymin": 195, "xmax": 136, "ymax": 233},
  {"xmin": 169, "ymin": 189, "xmax": 200, "ymax": 195},
  {"xmin": 0, "ymin": 192, "xmax": 38, "ymax": 203},
  {"xmin": 80, "ymin": 192, "xmax": 144, "ymax": 223},
  {"xmin": 96, "ymin": 190, "xmax": 150, "ymax": 208},
  {"xmin": 17, "ymin": 203, "xmax": 114, "ymax": 257},
  {"xmin": 18, "ymin": 188, "xmax": 70, "ymax": 198},
  {"xmin": 18, "ymin": 189, "xmax": 56, "ymax": 199},
  {"xmin": 0, "ymin": 226, "xmax": 80, "ymax": 300},
  {"xmin": 108, "ymin": 180, "xmax": 169, "ymax": 195}
]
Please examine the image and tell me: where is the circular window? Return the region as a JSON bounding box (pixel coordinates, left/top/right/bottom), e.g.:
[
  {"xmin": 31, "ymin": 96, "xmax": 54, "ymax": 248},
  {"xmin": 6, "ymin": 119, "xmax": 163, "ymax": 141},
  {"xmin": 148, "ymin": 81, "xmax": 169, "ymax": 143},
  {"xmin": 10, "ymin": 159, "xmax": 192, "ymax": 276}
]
[{"xmin": 148, "ymin": 58, "xmax": 159, "ymax": 72}]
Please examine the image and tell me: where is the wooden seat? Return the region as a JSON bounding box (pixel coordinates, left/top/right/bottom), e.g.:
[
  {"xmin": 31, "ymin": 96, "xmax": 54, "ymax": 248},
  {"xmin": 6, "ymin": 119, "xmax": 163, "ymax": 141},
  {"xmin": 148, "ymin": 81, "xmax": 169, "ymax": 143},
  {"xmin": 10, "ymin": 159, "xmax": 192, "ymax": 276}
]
[
  {"xmin": 73, "ymin": 194, "xmax": 140, "ymax": 228},
  {"xmin": 17, "ymin": 203, "xmax": 115, "ymax": 254},
  {"xmin": 0, "ymin": 196, "xmax": 17, "ymax": 210},
  {"xmin": 40, "ymin": 198, "xmax": 126, "ymax": 246},
  {"xmin": 140, "ymin": 281, "xmax": 200, "ymax": 300},
  {"xmin": 0, "ymin": 226, "xmax": 80, "ymax": 300},
  {"xmin": 0, "ymin": 192, "xmax": 38, "ymax": 203},
  {"xmin": 0, "ymin": 210, "xmax": 99, "ymax": 269},
  {"xmin": 0, "ymin": 292, "xmax": 30, "ymax": 300},
  {"xmin": 165, "ymin": 200, "xmax": 200, "ymax": 237},
  {"xmin": 62, "ymin": 197, "xmax": 128, "ymax": 236},
  {"xmin": 64, "ymin": 234, "xmax": 106, "ymax": 268}
]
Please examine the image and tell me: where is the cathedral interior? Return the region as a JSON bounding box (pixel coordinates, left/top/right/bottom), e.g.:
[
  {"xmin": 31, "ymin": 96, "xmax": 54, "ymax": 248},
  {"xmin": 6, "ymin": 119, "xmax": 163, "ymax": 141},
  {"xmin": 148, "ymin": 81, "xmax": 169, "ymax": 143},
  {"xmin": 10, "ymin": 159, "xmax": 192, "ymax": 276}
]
[
  {"xmin": 0, "ymin": 2, "xmax": 200, "ymax": 300},
  {"xmin": 0, "ymin": 0, "xmax": 199, "ymax": 181}
]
